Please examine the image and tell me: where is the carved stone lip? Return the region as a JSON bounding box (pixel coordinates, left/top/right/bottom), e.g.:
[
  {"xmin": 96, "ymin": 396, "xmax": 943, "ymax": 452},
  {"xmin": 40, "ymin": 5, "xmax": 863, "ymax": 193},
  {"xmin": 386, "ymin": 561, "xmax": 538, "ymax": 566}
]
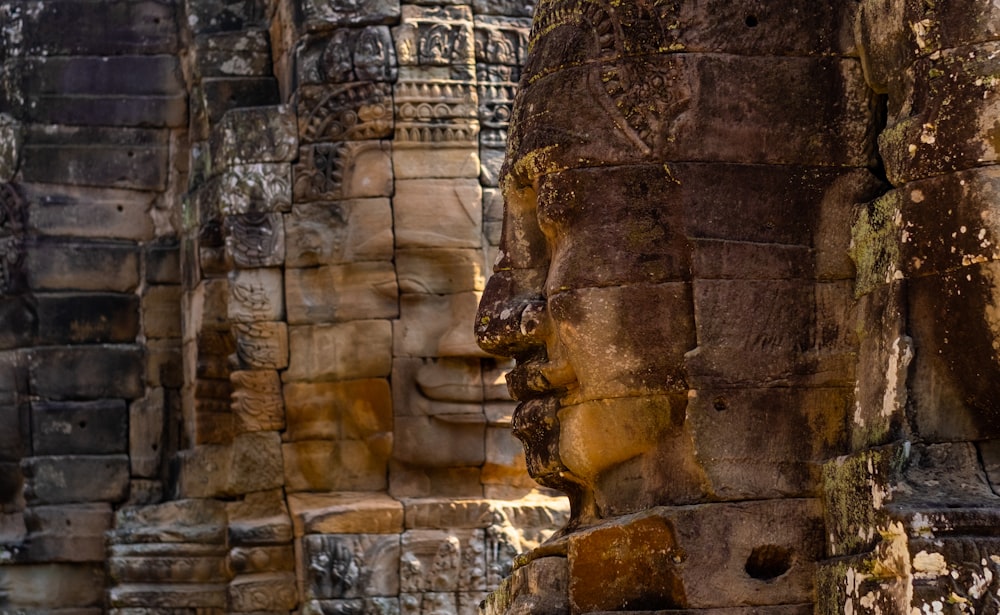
[{"xmin": 505, "ymin": 358, "xmax": 576, "ymax": 403}]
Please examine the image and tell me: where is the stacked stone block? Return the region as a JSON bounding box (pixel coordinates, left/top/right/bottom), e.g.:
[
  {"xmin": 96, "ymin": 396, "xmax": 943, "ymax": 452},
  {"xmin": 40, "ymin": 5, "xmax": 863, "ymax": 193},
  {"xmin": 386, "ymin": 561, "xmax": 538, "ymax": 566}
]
[{"xmin": 0, "ymin": 0, "xmax": 187, "ymax": 609}]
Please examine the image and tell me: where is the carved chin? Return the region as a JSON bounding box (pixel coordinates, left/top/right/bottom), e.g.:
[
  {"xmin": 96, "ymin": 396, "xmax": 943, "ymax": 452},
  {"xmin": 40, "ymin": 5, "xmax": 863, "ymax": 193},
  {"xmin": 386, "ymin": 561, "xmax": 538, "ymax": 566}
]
[{"xmin": 556, "ymin": 394, "xmax": 684, "ymax": 483}]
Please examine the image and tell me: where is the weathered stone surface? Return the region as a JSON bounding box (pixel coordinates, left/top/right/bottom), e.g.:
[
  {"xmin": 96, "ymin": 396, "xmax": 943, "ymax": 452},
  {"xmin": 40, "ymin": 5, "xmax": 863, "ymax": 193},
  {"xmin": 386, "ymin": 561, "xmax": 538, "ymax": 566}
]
[
  {"xmin": 288, "ymin": 492, "xmax": 404, "ymax": 536},
  {"xmin": 146, "ymin": 241, "xmax": 181, "ymax": 284},
  {"xmin": 31, "ymin": 399, "xmax": 128, "ymax": 456},
  {"xmin": 283, "ymin": 438, "xmax": 391, "ymax": 492},
  {"xmin": 284, "ymin": 198, "xmax": 393, "ymax": 267},
  {"xmin": 395, "ymin": 292, "xmax": 486, "ymax": 358},
  {"xmin": 0, "ymin": 114, "xmax": 21, "ymax": 182},
  {"xmin": 0, "ymin": 563, "xmax": 106, "ymax": 608},
  {"xmin": 286, "ymin": 320, "xmax": 392, "ymax": 381},
  {"xmin": 144, "ymin": 285, "xmax": 183, "ymax": 339},
  {"xmin": 298, "ymin": 26, "xmax": 398, "ymax": 86},
  {"xmin": 130, "ymin": 388, "xmax": 165, "ymax": 478},
  {"xmin": 286, "ymin": 262, "xmax": 398, "ymax": 324},
  {"xmin": 211, "ymin": 105, "xmax": 298, "ymax": 169},
  {"xmin": 227, "ymin": 488, "xmax": 294, "ymax": 546},
  {"xmin": 231, "ymin": 370, "xmax": 284, "ymax": 433},
  {"xmin": 225, "ymin": 212, "xmax": 286, "ymax": 268},
  {"xmin": 392, "ymin": 147, "xmax": 479, "ymax": 179},
  {"xmin": 400, "ymin": 528, "xmax": 486, "ymax": 593},
  {"xmin": 21, "ymin": 55, "xmax": 186, "ymax": 127},
  {"xmin": 300, "ymin": 0, "xmax": 400, "ymax": 30},
  {"xmin": 25, "ymin": 239, "xmax": 139, "ymax": 292},
  {"xmin": 229, "ymin": 572, "xmax": 299, "ymax": 611},
  {"xmin": 22, "ymin": 503, "xmax": 113, "ymax": 562},
  {"xmin": 21, "ymin": 184, "xmax": 155, "ymax": 240},
  {"xmin": 228, "ymin": 268, "xmax": 284, "ymax": 322},
  {"xmin": 298, "ymin": 82, "xmax": 393, "ymax": 144},
  {"xmin": 284, "ymin": 378, "xmax": 392, "ymax": 442},
  {"xmin": 175, "ymin": 432, "xmax": 284, "ymax": 498},
  {"xmin": 27, "ymin": 345, "xmax": 144, "ymax": 400},
  {"xmin": 230, "ymin": 545, "xmax": 295, "ymax": 575},
  {"xmin": 193, "ymin": 29, "xmax": 274, "ymax": 78},
  {"xmin": 397, "ymin": 249, "xmax": 486, "ymax": 294},
  {"xmin": 34, "ymin": 292, "xmax": 140, "ymax": 345},
  {"xmin": 294, "ymin": 140, "xmax": 394, "ymax": 202},
  {"xmin": 390, "ymin": 463, "xmax": 484, "ymax": 499},
  {"xmin": 22, "ymin": 126, "xmax": 168, "ymax": 190},
  {"xmin": 196, "ymin": 77, "xmax": 281, "ymax": 125},
  {"xmin": 233, "ymin": 321, "xmax": 289, "ymax": 370},
  {"xmin": 394, "ymin": 179, "xmax": 482, "ymax": 249},
  {"xmin": 393, "ymin": 415, "xmax": 486, "ymax": 468},
  {"xmin": 110, "ymin": 498, "xmax": 227, "ymax": 545},
  {"xmin": 301, "ymin": 534, "xmax": 401, "ymax": 599},
  {"xmin": 481, "ymin": 556, "xmax": 568, "ymax": 615},
  {"xmin": 108, "ymin": 583, "xmax": 228, "ymax": 609},
  {"xmin": 568, "ymin": 500, "xmax": 823, "ymax": 611},
  {"xmin": 22, "ymin": 455, "xmax": 130, "ymax": 505},
  {"xmin": 13, "ymin": 0, "xmax": 179, "ymax": 55},
  {"xmin": 218, "ymin": 163, "xmax": 292, "ymax": 215}
]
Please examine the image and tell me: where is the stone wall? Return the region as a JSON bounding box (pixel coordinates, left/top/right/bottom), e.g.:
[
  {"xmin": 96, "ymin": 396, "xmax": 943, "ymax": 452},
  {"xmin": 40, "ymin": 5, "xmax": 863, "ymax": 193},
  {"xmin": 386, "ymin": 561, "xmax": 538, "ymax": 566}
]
[{"xmin": 0, "ymin": 0, "xmax": 568, "ymax": 612}]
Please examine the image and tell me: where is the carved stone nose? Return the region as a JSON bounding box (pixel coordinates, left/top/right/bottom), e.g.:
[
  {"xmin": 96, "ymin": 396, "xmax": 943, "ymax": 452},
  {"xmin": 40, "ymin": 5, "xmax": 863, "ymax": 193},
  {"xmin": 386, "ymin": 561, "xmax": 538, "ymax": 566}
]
[{"xmin": 475, "ymin": 268, "xmax": 548, "ymax": 358}]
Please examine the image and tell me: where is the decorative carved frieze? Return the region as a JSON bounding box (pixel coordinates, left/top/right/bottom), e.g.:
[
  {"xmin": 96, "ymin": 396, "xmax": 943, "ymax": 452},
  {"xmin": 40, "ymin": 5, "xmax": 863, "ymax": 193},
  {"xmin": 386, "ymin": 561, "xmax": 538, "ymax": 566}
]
[
  {"xmin": 300, "ymin": 27, "xmax": 398, "ymax": 86},
  {"xmin": 230, "ymin": 370, "xmax": 284, "ymax": 432},
  {"xmin": 233, "ymin": 321, "xmax": 289, "ymax": 370},
  {"xmin": 298, "ymin": 82, "xmax": 393, "ymax": 144},
  {"xmin": 302, "ymin": 534, "xmax": 401, "ymax": 599},
  {"xmin": 293, "ymin": 141, "xmax": 393, "ymax": 202},
  {"xmin": 225, "ymin": 211, "xmax": 285, "ymax": 268},
  {"xmin": 393, "ymin": 6, "xmax": 474, "ymax": 69}
]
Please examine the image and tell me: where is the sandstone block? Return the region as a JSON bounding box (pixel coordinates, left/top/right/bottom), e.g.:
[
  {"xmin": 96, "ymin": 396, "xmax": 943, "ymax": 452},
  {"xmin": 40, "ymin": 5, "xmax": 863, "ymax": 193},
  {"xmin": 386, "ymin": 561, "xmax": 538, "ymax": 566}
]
[
  {"xmin": 34, "ymin": 292, "xmax": 139, "ymax": 345},
  {"xmin": 297, "ymin": 26, "xmax": 398, "ymax": 86},
  {"xmin": 193, "ymin": 29, "xmax": 274, "ymax": 78},
  {"xmin": 218, "ymin": 163, "xmax": 292, "ymax": 216},
  {"xmin": 229, "ymin": 268, "xmax": 285, "ymax": 323},
  {"xmin": 108, "ymin": 583, "xmax": 227, "ymax": 608},
  {"xmin": 510, "ymin": 56, "xmax": 871, "ymax": 171},
  {"xmin": 21, "ymin": 455, "xmax": 130, "ymax": 505},
  {"xmin": 392, "ymin": 358, "xmax": 484, "ymax": 416},
  {"xmin": 27, "ymin": 345, "xmax": 144, "ymax": 400},
  {"xmin": 394, "ymin": 179, "xmax": 482, "ymax": 249},
  {"xmin": 146, "ymin": 241, "xmax": 181, "ymax": 284},
  {"xmin": 22, "ymin": 503, "xmax": 112, "ymax": 562},
  {"xmin": 15, "ymin": 0, "xmax": 178, "ymax": 55},
  {"xmin": 25, "ymin": 238, "xmax": 139, "ymax": 292},
  {"xmin": 0, "ymin": 113, "xmax": 22, "ymax": 182},
  {"xmin": 392, "ymin": 146, "xmax": 479, "ymax": 179},
  {"xmin": 0, "ymin": 563, "xmax": 105, "ymax": 608},
  {"xmin": 286, "ymin": 262, "xmax": 398, "ymax": 324},
  {"xmin": 197, "ymin": 77, "xmax": 281, "ymax": 126},
  {"xmin": 22, "ymin": 183, "xmax": 154, "ymax": 241},
  {"xmin": 687, "ymin": 387, "xmax": 850, "ymax": 499},
  {"xmin": 0, "ymin": 297, "xmax": 36, "ymax": 350},
  {"xmin": 22, "ymin": 125, "xmax": 168, "ymax": 190},
  {"xmin": 227, "ymin": 488, "xmax": 294, "ymax": 546},
  {"xmin": 231, "ymin": 370, "xmax": 285, "ymax": 433},
  {"xmin": 481, "ymin": 556, "xmax": 568, "ymax": 615},
  {"xmin": 130, "ymin": 388, "xmax": 164, "ymax": 477},
  {"xmin": 567, "ymin": 500, "xmax": 823, "ymax": 611},
  {"xmin": 175, "ymin": 432, "xmax": 284, "ymax": 498},
  {"xmin": 288, "ymin": 492, "xmax": 404, "ymax": 536},
  {"xmin": 143, "ymin": 284, "xmax": 182, "ymax": 339},
  {"xmin": 284, "ymin": 199, "xmax": 393, "ymax": 267},
  {"xmin": 21, "ymin": 55, "xmax": 186, "ymax": 127},
  {"xmin": 293, "ymin": 141, "xmax": 393, "ymax": 202},
  {"xmin": 229, "ymin": 572, "xmax": 299, "ymax": 611},
  {"xmin": 230, "ymin": 545, "xmax": 296, "ymax": 575},
  {"xmin": 482, "ymin": 425, "xmax": 532, "ymax": 490},
  {"xmin": 146, "ymin": 338, "xmax": 182, "ymax": 388},
  {"xmin": 301, "ymin": 534, "xmax": 400, "ymax": 599},
  {"xmin": 394, "ymin": 292, "xmax": 486, "ymax": 358},
  {"xmin": 283, "ymin": 439, "xmax": 390, "ymax": 492},
  {"xmin": 212, "ymin": 105, "xmax": 298, "ymax": 168},
  {"xmin": 301, "ymin": 0, "xmax": 400, "ymax": 29},
  {"xmin": 225, "ymin": 212, "xmax": 286, "ymax": 268},
  {"xmin": 108, "ymin": 549, "xmax": 229, "ymax": 584},
  {"xmin": 286, "ymin": 321, "xmax": 392, "ymax": 381},
  {"xmin": 110, "ymin": 498, "xmax": 227, "ymax": 545},
  {"xmin": 400, "ymin": 529, "xmax": 486, "ymax": 593},
  {"xmin": 31, "ymin": 399, "xmax": 128, "ymax": 456},
  {"xmin": 298, "ymin": 82, "xmax": 393, "ymax": 144},
  {"xmin": 234, "ymin": 321, "xmax": 289, "ymax": 370},
  {"xmin": 396, "ymin": 249, "xmax": 486, "ymax": 294},
  {"xmin": 389, "ymin": 463, "xmax": 483, "ymax": 499},
  {"xmin": 284, "ymin": 378, "xmax": 392, "ymax": 442},
  {"xmin": 308, "ymin": 597, "xmax": 401, "ymax": 615},
  {"xmin": 393, "ymin": 415, "xmax": 485, "ymax": 468}
]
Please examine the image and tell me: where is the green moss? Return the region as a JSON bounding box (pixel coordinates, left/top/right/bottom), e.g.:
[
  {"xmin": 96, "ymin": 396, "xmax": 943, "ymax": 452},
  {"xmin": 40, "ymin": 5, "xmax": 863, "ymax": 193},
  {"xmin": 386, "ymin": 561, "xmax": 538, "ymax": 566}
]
[{"xmin": 850, "ymin": 191, "xmax": 902, "ymax": 298}]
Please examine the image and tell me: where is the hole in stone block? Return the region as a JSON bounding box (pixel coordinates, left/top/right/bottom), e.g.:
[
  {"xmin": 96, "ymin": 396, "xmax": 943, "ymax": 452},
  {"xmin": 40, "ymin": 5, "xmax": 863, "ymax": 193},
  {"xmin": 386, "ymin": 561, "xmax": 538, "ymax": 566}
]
[
  {"xmin": 78, "ymin": 420, "xmax": 87, "ymax": 429},
  {"xmin": 712, "ymin": 396, "xmax": 728, "ymax": 412},
  {"xmin": 745, "ymin": 545, "xmax": 791, "ymax": 580},
  {"xmin": 745, "ymin": 15, "xmax": 759, "ymax": 27}
]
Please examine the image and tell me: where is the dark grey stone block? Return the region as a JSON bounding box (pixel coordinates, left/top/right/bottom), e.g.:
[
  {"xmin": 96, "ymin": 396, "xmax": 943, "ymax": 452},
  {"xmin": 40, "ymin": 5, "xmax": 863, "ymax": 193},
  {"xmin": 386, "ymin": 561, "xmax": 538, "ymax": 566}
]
[
  {"xmin": 28, "ymin": 345, "xmax": 144, "ymax": 400},
  {"xmin": 21, "ymin": 455, "xmax": 130, "ymax": 504},
  {"xmin": 35, "ymin": 293, "xmax": 140, "ymax": 345},
  {"xmin": 31, "ymin": 399, "xmax": 128, "ymax": 456},
  {"xmin": 25, "ymin": 239, "xmax": 140, "ymax": 293}
]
